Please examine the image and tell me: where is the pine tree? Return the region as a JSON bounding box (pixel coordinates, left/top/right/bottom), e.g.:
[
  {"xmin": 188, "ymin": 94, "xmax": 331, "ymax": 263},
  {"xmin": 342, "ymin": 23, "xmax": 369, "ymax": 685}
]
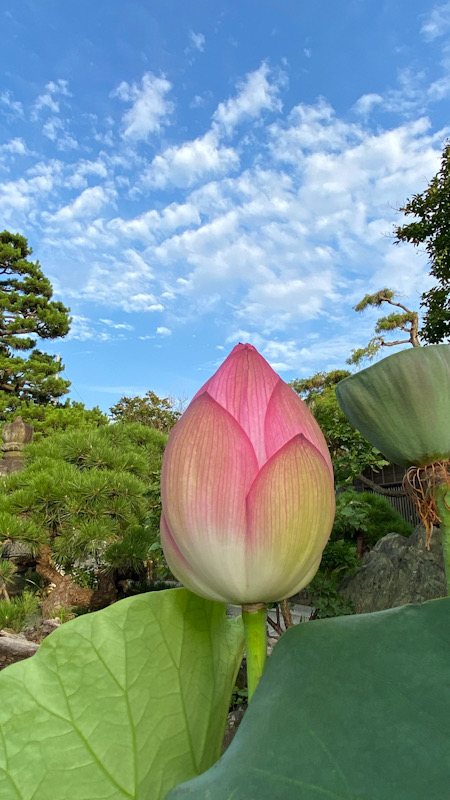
[
  {"xmin": 346, "ymin": 289, "xmax": 420, "ymax": 366},
  {"xmin": 0, "ymin": 230, "xmax": 71, "ymax": 415},
  {"xmin": 0, "ymin": 423, "xmax": 167, "ymax": 614}
]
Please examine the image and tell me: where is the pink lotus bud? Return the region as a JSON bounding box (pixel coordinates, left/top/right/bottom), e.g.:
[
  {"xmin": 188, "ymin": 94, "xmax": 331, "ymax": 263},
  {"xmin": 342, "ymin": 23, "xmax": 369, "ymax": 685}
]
[{"xmin": 160, "ymin": 344, "xmax": 335, "ymax": 604}]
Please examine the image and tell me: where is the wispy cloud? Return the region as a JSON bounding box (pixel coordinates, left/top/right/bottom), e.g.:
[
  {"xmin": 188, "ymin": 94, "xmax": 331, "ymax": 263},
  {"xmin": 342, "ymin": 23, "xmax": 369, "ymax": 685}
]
[
  {"xmin": 0, "ymin": 90, "xmax": 24, "ymax": 119},
  {"xmin": 421, "ymin": 1, "xmax": 450, "ymax": 40},
  {"xmin": 1, "ymin": 56, "xmax": 446, "ymax": 374},
  {"xmin": 212, "ymin": 62, "xmax": 287, "ymax": 135},
  {"xmin": 187, "ymin": 31, "xmax": 205, "ymax": 53},
  {"xmin": 140, "ymin": 130, "xmax": 239, "ymax": 189},
  {"xmin": 111, "ymin": 72, "xmax": 174, "ymax": 140},
  {"xmin": 31, "ymin": 79, "xmax": 71, "ymax": 120}
]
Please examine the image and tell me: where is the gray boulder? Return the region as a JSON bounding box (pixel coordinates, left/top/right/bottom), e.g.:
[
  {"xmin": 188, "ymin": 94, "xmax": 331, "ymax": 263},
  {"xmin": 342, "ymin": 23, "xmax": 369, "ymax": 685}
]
[{"xmin": 339, "ymin": 525, "xmax": 447, "ymax": 613}]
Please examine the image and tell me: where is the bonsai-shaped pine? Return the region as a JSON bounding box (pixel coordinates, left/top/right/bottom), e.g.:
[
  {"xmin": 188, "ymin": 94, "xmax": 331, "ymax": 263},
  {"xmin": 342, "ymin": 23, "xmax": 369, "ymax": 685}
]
[
  {"xmin": 0, "ymin": 422, "xmax": 167, "ymax": 616},
  {"xmin": 0, "ymin": 230, "xmax": 71, "ymax": 416},
  {"xmin": 346, "ymin": 289, "xmax": 421, "ymax": 367}
]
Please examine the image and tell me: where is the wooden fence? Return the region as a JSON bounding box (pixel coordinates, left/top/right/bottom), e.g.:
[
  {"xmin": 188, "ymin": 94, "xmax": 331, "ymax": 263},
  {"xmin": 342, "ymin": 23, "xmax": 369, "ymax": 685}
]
[{"xmin": 354, "ymin": 464, "xmax": 420, "ymax": 527}]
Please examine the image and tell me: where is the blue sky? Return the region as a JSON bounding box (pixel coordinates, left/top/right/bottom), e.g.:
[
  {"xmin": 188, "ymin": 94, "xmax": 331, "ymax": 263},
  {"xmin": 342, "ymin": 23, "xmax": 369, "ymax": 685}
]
[{"xmin": 0, "ymin": 0, "xmax": 449, "ymax": 413}]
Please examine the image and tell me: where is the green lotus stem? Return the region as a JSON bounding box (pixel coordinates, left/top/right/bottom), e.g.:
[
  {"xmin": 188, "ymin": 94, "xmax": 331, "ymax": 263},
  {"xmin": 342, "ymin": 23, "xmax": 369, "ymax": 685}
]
[
  {"xmin": 242, "ymin": 603, "xmax": 267, "ymax": 701},
  {"xmin": 436, "ymin": 484, "xmax": 450, "ymax": 596}
]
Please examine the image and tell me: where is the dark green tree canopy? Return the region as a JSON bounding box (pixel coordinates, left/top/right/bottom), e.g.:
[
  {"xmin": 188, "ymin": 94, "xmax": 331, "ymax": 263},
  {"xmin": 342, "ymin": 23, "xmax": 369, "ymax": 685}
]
[
  {"xmin": 0, "ymin": 231, "xmax": 71, "ymax": 413},
  {"xmin": 394, "ymin": 140, "xmax": 450, "ymax": 344}
]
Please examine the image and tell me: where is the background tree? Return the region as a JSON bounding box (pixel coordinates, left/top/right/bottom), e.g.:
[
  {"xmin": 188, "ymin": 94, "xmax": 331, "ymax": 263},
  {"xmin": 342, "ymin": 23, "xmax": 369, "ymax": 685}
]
[
  {"xmin": 0, "ymin": 423, "xmax": 167, "ymax": 616},
  {"xmin": 291, "ymin": 370, "xmax": 388, "ymax": 486},
  {"xmin": 394, "ymin": 140, "xmax": 450, "ymax": 344},
  {"xmin": 109, "ymin": 390, "xmax": 181, "ymax": 433},
  {"xmin": 346, "ymin": 289, "xmax": 420, "ymax": 367},
  {"xmin": 0, "ymin": 230, "xmax": 71, "ymax": 416}
]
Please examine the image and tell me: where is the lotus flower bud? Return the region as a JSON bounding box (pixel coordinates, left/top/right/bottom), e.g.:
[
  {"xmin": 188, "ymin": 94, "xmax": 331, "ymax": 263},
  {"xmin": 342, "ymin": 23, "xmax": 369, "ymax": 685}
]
[{"xmin": 160, "ymin": 343, "xmax": 335, "ymax": 604}]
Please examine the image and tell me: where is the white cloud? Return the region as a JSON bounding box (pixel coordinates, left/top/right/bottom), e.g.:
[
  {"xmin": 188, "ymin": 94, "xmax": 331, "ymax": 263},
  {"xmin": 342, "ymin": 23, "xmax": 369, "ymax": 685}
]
[
  {"xmin": 141, "ymin": 130, "xmax": 239, "ymax": 189},
  {"xmin": 5, "ymin": 56, "xmax": 446, "ymax": 372},
  {"xmin": 421, "ymin": 1, "xmax": 450, "ymax": 40},
  {"xmin": 212, "ymin": 62, "xmax": 286, "ymax": 135},
  {"xmin": 0, "ymin": 163, "xmax": 61, "ymax": 223},
  {"xmin": 68, "ymin": 315, "xmax": 113, "ymax": 342},
  {"xmin": 67, "ymin": 159, "xmax": 109, "ymax": 188},
  {"xmin": 49, "ymin": 186, "xmax": 114, "ymax": 224},
  {"xmin": 353, "ymin": 93, "xmax": 383, "ymax": 116},
  {"xmin": 190, "ymin": 94, "xmax": 205, "ymax": 108},
  {"xmin": 108, "ymin": 202, "xmax": 200, "ymax": 241},
  {"xmin": 99, "ymin": 318, "xmax": 134, "ymax": 331},
  {"xmin": 188, "ymin": 31, "xmax": 205, "ymax": 52},
  {"xmin": 0, "ymin": 138, "xmax": 29, "ymax": 155},
  {"xmin": 112, "ymin": 72, "xmax": 173, "ymax": 141},
  {"xmin": 0, "ymin": 91, "xmax": 24, "ymax": 119},
  {"xmin": 31, "ymin": 79, "xmax": 71, "ymax": 119},
  {"xmin": 270, "ymin": 98, "xmax": 363, "ymax": 160},
  {"xmin": 125, "ymin": 294, "xmax": 164, "ymax": 312}
]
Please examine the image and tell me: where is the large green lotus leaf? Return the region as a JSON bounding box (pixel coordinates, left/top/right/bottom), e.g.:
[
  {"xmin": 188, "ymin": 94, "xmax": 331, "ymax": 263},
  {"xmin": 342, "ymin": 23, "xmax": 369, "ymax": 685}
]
[
  {"xmin": 0, "ymin": 588, "xmax": 244, "ymax": 800},
  {"xmin": 168, "ymin": 598, "xmax": 450, "ymax": 800},
  {"xmin": 335, "ymin": 344, "xmax": 450, "ymax": 467}
]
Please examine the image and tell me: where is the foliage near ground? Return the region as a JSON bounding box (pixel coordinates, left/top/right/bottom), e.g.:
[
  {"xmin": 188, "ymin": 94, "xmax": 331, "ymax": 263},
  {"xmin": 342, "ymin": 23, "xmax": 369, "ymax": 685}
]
[
  {"xmin": 304, "ymin": 491, "xmax": 413, "ymax": 618},
  {"xmin": 332, "ymin": 489, "xmax": 413, "ymax": 549}
]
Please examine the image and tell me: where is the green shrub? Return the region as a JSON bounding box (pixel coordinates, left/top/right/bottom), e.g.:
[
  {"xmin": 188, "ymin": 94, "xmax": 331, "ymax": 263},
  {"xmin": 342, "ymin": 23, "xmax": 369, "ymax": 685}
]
[{"xmin": 0, "ymin": 590, "xmax": 39, "ymax": 632}]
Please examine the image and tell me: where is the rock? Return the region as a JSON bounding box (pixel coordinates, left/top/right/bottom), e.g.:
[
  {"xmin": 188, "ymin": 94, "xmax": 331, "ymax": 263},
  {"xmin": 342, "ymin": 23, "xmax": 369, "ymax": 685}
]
[
  {"xmin": 222, "ymin": 707, "xmax": 246, "ymax": 753},
  {"xmin": 40, "ymin": 618, "xmax": 61, "ymax": 636},
  {"xmin": 339, "ymin": 525, "xmax": 447, "ymax": 614},
  {"xmin": 0, "ymin": 631, "xmax": 39, "ymax": 670}
]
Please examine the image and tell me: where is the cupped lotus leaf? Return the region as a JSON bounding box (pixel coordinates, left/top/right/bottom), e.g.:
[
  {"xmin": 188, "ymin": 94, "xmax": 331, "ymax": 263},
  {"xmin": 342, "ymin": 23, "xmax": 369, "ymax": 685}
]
[
  {"xmin": 335, "ymin": 344, "xmax": 450, "ymax": 468},
  {"xmin": 167, "ymin": 598, "xmax": 450, "ymax": 800}
]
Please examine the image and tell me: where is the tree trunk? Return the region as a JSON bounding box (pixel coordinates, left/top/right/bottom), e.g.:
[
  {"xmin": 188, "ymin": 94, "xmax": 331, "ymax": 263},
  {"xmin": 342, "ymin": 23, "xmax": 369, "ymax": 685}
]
[
  {"xmin": 280, "ymin": 599, "xmax": 294, "ymax": 628},
  {"xmin": 356, "ymin": 533, "xmax": 365, "ymax": 559}
]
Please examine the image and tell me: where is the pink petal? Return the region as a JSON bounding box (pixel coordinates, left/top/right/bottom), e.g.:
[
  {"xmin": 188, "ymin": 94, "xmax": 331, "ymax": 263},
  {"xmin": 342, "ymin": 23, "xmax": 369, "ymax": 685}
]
[
  {"xmin": 161, "ymin": 393, "xmax": 259, "ymax": 600},
  {"xmin": 264, "ymin": 379, "xmax": 333, "ymax": 474},
  {"xmin": 244, "ymin": 434, "xmax": 335, "ymax": 602},
  {"xmin": 193, "ymin": 343, "xmax": 279, "ymax": 468}
]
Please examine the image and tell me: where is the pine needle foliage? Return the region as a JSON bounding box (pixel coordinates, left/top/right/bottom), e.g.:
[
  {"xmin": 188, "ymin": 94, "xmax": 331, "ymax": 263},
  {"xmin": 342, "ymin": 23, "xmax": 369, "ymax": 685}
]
[
  {"xmin": 0, "ymin": 231, "xmax": 72, "ymax": 415},
  {"xmin": 0, "ymin": 423, "xmax": 167, "ymax": 584}
]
